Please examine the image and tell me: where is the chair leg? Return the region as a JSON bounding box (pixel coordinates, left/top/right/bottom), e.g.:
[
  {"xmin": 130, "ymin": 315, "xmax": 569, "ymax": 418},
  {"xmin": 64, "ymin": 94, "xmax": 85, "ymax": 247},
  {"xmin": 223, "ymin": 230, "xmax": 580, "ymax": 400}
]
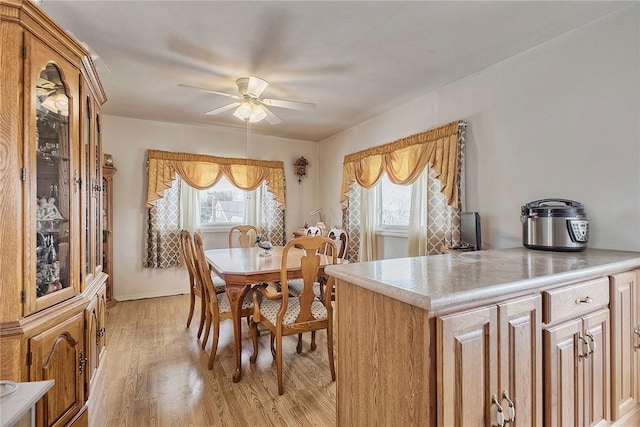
[
  {"xmin": 311, "ymin": 331, "xmax": 317, "ymax": 351},
  {"xmin": 197, "ymin": 294, "xmax": 206, "ymax": 338},
  {"xmin": 249, "ymin": 318, "xmax": 259, "ymax": 363},
  {"xmin": 276, "ymin": 331, "xmax": 284, "ymax": 395},
  {"xmin": 327, "ymin": 323, "xmax": 336, "ymax": 381},
  {"xmin": 201, "ymin": 307, "xmax": 212, "ymax": 350},
  {"xmin": 207, "ymin": 312, "xmax": 221, "ymax": 369},
  {"xmin": 296, "ymin": 334, "xmax": 302, "ymax": 353},
  {"xmin": 186, "ymin": 289, "xmax": 195, "ymax": 328}
]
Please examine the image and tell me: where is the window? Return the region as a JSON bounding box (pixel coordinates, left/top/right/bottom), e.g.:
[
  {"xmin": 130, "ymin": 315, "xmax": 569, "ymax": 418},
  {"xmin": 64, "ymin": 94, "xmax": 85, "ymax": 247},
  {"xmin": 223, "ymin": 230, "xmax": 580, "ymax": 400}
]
[
  {"xmin": 376, "ymin": 174, "xmax": 411, "ymax": 230},
  {"xmin": 198, "ymin": 176, "xmax": 256, "ymax": 229}
]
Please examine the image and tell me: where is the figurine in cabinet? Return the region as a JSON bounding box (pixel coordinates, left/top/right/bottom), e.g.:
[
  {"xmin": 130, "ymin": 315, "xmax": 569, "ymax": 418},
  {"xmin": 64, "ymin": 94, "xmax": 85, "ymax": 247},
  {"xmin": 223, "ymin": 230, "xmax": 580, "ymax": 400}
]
[{"xmin": 36, "ymin": 196, "xmax": 64, "ymax": 221}]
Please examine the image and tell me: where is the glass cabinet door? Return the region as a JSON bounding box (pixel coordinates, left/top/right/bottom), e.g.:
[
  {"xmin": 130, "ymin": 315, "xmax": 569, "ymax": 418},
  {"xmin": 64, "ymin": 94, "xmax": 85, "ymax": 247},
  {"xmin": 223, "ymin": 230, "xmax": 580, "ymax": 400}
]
[
  {"xmin": 83, "ymin": 92, "xmax": 93, "ymax": 286},
  {"xmin": 35, "ymin": 63, "xmax": 70, "ymax": 298},
  {"xmin": 94, "ymin": 112, "xmax": 102, "ymax": 275},
  {"xmin": 26, "ymin": 35, "xmax": 80, "ymax": 315}
]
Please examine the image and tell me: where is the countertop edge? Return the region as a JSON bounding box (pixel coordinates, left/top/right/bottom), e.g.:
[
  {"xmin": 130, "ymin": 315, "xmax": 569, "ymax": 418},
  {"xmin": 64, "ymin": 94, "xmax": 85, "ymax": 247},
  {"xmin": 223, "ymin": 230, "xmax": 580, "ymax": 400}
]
[{"xmin": 326, "ymin": 255, "xmax": 640, "ymax": 311}]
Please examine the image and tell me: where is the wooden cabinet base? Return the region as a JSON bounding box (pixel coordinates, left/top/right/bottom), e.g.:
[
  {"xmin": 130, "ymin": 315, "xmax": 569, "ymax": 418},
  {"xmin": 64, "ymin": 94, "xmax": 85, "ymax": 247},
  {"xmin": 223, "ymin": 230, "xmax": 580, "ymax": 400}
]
[
  {"xmin": 334, "ymin": 270, "xmax": 639, "ymax": 427},
  {"xmin": 67, "ymin": 405, "xmax": 89, "ymax": 427},
  {"xmin": 336, "ymin": 281, "xmax": 432, "ymax": 426}
]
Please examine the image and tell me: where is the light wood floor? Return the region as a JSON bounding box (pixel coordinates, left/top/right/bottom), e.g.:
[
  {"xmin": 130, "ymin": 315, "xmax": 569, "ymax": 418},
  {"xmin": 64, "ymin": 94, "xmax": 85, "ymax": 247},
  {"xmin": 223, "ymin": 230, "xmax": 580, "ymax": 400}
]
[{"xmin": 90, "ymin": 294, "xmax": 336, "ymax": 426}]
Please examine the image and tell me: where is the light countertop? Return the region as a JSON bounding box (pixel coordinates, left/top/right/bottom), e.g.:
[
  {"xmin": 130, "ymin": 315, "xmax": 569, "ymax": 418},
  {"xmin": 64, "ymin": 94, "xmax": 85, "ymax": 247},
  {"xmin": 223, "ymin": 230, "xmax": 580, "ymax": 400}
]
[{"xmin": 325, "ymin": 248, "xmax": 640, "ymax": 311}]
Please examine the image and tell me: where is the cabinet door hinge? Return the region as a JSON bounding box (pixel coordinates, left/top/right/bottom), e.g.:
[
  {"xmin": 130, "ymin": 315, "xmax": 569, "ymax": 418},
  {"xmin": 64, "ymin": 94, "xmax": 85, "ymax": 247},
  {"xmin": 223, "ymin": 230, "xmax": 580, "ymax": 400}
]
[
  {"xmin": 26, "ymin": 351, "xmax": 32, "ymax": 366},
  {"xmin": 20, "ymin": 290, "xmax": 25, "ymax": 303},
  {"xmin": 21, "ymin": 168, "xmax": 26, "ymax": 181},
  {"xmin": 22, "ymin": 46, "xmax": 27, "ymax": 59}
]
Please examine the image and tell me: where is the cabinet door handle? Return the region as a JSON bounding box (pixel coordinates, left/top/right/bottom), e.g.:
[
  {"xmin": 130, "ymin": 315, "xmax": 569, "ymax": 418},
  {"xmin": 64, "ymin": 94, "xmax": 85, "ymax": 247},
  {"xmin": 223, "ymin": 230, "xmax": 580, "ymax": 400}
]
[
  {"xmin": 578, "ymin": 333, "xmax": 590, "ymax": 359},
  {"xmin": 492, "ymin": 394, "xmax": 505, "ymax": 427},
  {"xmin": 574, "ymin": 296, "xmax": 593, "ymax": 304},
  {"xmin": 634, "ymin": 327, "xmax": 640, "ymax": 337},
  {"xmin": 502, "ymin": 390, "xmax": 516, "ymax": 423},
  {"xmin": 73, "ymin": 170, "xmax": 80, "ymax": 194},
  {"xmin": 585, "ymin": 331, "xmax": 595, "ymax": 354}
]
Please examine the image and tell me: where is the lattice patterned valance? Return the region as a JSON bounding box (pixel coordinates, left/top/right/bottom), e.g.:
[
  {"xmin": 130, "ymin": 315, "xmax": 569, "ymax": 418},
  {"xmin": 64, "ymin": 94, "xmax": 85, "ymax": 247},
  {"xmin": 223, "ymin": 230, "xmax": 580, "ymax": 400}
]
[
  {"xmin": 340, "ymin": 121, "xmax": 464, "ymax": 209},
  {"xmin": 146, "ymin": 149, "xmax": 286, "ymax": 210}
]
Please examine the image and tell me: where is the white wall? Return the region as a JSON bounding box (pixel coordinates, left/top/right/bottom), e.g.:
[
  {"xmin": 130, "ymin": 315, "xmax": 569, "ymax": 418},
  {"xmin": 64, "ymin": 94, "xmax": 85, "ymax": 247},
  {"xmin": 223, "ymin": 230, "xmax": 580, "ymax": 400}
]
[
  {"xmin": 320, "ymin": 6, "xmax": 640, "ymax": 255},
  {"xmin": 102, "ymin": 116, "xmax": 318, "ymax": 300}
]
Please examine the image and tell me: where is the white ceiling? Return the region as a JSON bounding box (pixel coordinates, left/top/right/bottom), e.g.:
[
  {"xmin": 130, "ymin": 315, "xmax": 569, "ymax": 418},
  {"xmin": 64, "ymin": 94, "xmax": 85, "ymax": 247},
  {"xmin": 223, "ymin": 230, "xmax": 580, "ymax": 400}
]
[{"xmin": 40, "ymin": 1, "xmax": 630, "ymax": 142}]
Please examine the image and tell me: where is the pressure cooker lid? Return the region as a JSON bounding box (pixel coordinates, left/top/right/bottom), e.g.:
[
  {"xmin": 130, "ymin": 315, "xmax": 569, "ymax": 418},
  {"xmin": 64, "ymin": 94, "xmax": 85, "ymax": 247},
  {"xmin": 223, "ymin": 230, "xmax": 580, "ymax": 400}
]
[{"xmin": 521, "ymin": 198, "xmax": 585, "ymax": 217}]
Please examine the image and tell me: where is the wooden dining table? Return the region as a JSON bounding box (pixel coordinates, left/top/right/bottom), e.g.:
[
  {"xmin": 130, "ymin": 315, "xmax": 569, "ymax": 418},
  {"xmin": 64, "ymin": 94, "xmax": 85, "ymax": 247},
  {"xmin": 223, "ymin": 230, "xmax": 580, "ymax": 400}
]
[{"xmin": 205, "ymin": 245, "xmax": 336, "ymax": 382}]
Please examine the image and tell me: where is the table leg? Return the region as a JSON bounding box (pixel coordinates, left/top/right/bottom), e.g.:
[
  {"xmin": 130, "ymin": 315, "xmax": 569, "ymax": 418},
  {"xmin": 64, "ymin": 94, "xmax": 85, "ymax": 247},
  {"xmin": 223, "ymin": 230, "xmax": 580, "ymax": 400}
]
[{"xmin": 225, "ymin": 283, "xmax": 249, "ymax": 382}]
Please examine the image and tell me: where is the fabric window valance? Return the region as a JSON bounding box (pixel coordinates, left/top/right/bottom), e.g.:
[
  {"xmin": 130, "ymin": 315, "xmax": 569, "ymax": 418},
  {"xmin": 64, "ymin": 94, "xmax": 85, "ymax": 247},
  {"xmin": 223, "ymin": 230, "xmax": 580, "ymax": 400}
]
[
  {"xmin": 340, "ymin": 120, "xmax": 463, "ymax": 209},
  {"xmin": 146, "ymin": 149, "xmax": 286, "ymax": 210}
]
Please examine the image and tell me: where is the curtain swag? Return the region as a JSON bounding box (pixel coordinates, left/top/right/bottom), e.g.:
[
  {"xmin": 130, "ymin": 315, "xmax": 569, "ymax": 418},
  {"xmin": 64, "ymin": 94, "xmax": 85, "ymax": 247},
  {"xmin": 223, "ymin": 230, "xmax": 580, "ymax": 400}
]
[
  {"xmin": 146, "ymin": 149, "xmax": 286, "ymax": 210},
  {"xmin": 340, "ymin": 120, "xmax": 464, "ymax": 209}
]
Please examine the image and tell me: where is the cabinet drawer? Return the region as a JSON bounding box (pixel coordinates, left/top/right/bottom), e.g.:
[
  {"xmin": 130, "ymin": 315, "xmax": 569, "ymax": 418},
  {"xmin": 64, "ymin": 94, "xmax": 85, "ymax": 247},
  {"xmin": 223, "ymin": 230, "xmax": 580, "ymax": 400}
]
[{"xmin": 542, "ymin": 277, "xmax": 609, "ymax": 324}]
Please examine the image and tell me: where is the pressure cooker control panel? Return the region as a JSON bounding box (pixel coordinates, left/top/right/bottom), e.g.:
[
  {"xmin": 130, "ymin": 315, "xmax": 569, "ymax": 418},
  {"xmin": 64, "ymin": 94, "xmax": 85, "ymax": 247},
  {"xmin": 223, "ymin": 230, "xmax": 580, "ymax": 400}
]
[{"xmin": 567, "ymin": 219, "xmax": 589, "ymax": 243}]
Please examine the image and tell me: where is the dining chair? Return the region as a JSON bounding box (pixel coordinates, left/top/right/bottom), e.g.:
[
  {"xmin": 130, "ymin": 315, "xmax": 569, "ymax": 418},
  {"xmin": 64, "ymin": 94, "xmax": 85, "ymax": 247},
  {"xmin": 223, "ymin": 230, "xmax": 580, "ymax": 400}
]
[
  {"xmin": 192, "ymin": 232, "xmax": 254, "ymax": 369},
  {"xmin": 249, "ymin": 236, "xmax": 337, "ymax": 395},
  {"xmin": 179, "ymin": 230, "xmax": 207, "ymax": 337},
  {"xmin": 289, "ymin": 228, "xmax": 349, "ymax": 351},
  {"xmin": 305, "ymin": 225, "xmax": 322, "ymax": 237},
  {"xmin": 327, "ymin": 228, "xmax": 349, "ymax": 261},
  {"xmin": 228, "ymin": 224, "xmax": 259, "ymax": 248}
]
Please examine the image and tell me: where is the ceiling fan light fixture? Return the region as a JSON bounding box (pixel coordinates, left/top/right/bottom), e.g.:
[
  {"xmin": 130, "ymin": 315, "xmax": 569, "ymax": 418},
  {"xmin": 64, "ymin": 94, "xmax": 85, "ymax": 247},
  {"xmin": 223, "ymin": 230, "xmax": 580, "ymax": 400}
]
[
  {"xmin": 248, "ymin": 105, "xmax": 267, "ymax": 123},
  {"xmin": 233, "ymin": 101, "xmax": 253, "ymax": 121},
  {"xmin": 233, "ymin": 100, "xmax": 267, "ymax": 123}
]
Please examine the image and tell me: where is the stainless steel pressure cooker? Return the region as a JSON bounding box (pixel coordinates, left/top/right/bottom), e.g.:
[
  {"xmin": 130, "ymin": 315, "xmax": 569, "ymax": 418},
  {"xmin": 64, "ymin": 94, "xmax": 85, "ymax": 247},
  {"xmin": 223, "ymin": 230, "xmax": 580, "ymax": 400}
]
[{"xmin": 521, "ymin": 199, "xmax": 589, "ymax": 251}]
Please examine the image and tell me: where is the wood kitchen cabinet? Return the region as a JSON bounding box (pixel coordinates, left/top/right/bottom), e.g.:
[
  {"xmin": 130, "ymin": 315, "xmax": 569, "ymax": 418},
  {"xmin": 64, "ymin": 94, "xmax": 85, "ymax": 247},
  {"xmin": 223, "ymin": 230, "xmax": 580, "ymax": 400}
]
[
  {"xmin": 437, "ymin": 305, "xmax": 498, "ymax": 426},
  {"xmin": 543, "ymin": 277, "xmax": 610, "ymax": 427},
  {"xmin": 610, "ymin": 270, "xmax": 640, "ymax": 421},
  {"xmin": 329, "ymin": 249, "xmax": 640, "ymax": 427},
  {"xmin": 437, "ymin": 294, "xmax": 542, "ymax": 427},
  {"xmin": 0, "ymin": 2, "xmax": 108, "ymax": 426}
]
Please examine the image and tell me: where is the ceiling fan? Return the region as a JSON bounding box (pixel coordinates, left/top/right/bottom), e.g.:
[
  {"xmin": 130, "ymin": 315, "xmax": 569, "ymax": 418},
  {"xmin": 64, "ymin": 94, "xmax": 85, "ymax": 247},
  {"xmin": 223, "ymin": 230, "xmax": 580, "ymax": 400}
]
[{"xmin": 180, "ymin": 75, "xmax": 316, "ymax": 125}]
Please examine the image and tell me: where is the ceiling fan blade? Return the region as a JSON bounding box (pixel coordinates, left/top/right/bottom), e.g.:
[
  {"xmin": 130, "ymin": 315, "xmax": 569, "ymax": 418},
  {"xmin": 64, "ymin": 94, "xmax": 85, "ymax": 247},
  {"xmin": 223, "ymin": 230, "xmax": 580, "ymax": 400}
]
[
  {"xmin": 205, "ymin": 102, "xmax": 241, "ymax": 116},
  {"xmin": 247, "ymin": 75, "xmax": 269, "ymax": 98},
  {"xmin": 262, "ymin": 106, "xmax": 282, "ymax": 125},
  {"xmin": 179, "ymin": 84, "xmax": 242, "ymax": 100},
  {"xmin": 260, "ymin": 98, "xmax": 316, "ymax": 111}
]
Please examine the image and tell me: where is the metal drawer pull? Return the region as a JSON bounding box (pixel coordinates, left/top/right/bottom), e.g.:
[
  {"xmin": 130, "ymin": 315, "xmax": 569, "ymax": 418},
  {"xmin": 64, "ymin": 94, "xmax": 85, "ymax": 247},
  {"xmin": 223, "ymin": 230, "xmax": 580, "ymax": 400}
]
[
  {"xmin": 578, "ymin": 333, "xmax": 590, "ymax": 359},
  {"xmin": 575, "ymin": 296, "xmax": 593, "ymax": 304},
  {"xmin": 502, "ymin": 390, "xmax": 515, "ymax": 423},
  {"xmin": 585, "ymin": 331, "xmax": 595, "ymax": 354},
  {"xmin": 492, "ymin": 394, "xmax": 505, "ymax": 427}
]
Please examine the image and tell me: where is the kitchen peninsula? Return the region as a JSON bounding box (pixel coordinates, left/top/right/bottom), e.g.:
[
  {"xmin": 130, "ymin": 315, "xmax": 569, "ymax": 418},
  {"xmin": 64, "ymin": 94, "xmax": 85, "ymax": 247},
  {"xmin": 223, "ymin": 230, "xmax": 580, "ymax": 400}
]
[{"xmin": 325, "ymin": 248, "xmax": 640, "ymax": 426}]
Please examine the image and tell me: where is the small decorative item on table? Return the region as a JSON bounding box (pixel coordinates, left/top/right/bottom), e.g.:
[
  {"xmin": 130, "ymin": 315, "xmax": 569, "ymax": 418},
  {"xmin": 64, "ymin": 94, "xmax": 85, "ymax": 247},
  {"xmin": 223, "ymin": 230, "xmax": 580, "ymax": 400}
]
[
  {"xmin": 255, "ymin": 236, "xmax": 273, "ymax": 257},
  {"xmin": 104, "ymin": 153, "xmax": 114, "ymax": 167}
]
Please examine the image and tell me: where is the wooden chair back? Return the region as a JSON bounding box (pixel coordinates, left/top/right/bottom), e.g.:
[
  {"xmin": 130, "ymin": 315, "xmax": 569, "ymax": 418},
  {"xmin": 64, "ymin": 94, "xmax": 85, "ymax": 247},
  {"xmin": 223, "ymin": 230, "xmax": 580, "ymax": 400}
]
[
  {"xmin": 179, "ymin": 230, "xmax": 200, "ymax": 293},
  {"xmin": 228, "ymin": 225, "xmax": 258, "ymax": 248},
  {"xmin": 192, "ymin": 232, "xmax": 219, "ymax": 312},
  {"xmin": 280, "ymin": 236, "xmax": 337, "ymax": 316}
]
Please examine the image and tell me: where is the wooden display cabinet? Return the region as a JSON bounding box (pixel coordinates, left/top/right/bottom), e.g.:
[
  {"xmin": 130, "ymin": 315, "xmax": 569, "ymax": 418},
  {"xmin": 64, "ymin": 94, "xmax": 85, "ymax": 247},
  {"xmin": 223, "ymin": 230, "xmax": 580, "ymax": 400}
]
[{"xmin": 0, "ymin": 1, "xmax": 108, "ymax": 426}]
